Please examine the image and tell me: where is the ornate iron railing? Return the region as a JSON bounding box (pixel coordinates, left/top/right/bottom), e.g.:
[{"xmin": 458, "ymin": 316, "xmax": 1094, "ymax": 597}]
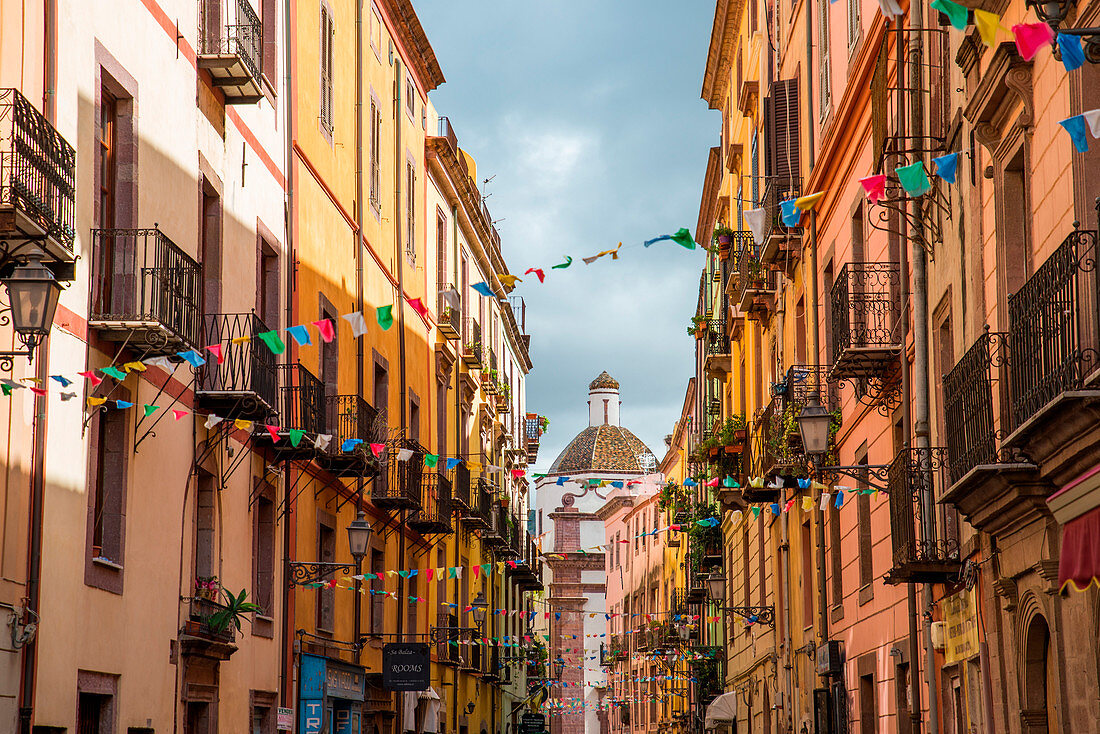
[
  {"xmin": 275, "ymin": 363, "xmax": 326, "ymax": 435},
  {"xmin": 705, "ymin": 319, "xmax": 729, "ymax": 356},
  {"xmin": 943, "ymin": 329, "xmax": 1016, "ymax": 483},
  {"xmin": 462, "ymin": 318, "xmax": 483, "ymax": 367},
  {"xmin": 324, "ymin": 394, "xmax": 376, "ymax": 452},
  {"xmin": 1007, "ymin": 227, "xmax": 1100, "ymax": 430},
  {"xmin": 779, "ymin": 365, "xmax": 840, "ymax": 412},
  {"xmin": 451, "ymin": 461, "xmax": 472, "ymax": 510},
  {"xmin": 886, "ymin": 447, "xmax": 961, "ymax": 583},
  {"xmin": 376, "ymin": 438, "xmax": 426, "ymax": 507},
  {"xmin": 187, "ymin": 596, "xmax": 235, "ymax": 642},
  {"xmin": 409, "ymin": 471, "xmax": 452, "ymax": 533},
  {"xmin": 829, "ymin": 261, "xmax": 902, "ymax": 375},
  {"xmin": 760, "ymin": 178, "xmax": 802, "ymax": 245},
  {"xmin": 0, "ymin": 88, "xmax": 76, "ymax": 250},
  {"xmin": 437, "ymin": 285, "xmax": 461, "ymax": 339},
  {"xmin": 198, "ymin": 312, "xmax": 277, "ymax": 410},
  {"xmin": 89, "ymin": 227, "xmax": 202, "ymax": 348},
  {"xmin": 197, "ymin": 0, "xmax": 262, "ymax": 82},
  {"xmin": 733, "ymin": 243, "xmax": 778, "ymax": 307}
]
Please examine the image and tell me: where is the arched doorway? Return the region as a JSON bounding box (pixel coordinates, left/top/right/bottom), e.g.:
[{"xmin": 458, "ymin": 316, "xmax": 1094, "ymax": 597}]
[{"xmin": 1021, "ymin": 614, "xmax": 1058, "ymax": 734}]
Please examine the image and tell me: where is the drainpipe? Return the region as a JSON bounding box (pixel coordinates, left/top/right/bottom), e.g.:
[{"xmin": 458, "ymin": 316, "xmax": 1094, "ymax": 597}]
[
  {"xmin": 905, "ymin": 0, "xmax": 941, "ymax": 728},
  {"xmin": 354, "ymin": 0, "xmax": 367, "ymax": 665},
  {"xmin": 281, "ymin": 0, "xmax": 298, "ymax": 705}
]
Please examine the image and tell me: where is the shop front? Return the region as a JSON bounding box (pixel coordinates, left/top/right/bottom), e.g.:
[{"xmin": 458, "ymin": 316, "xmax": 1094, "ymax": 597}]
[{"xmin": 299, "ymin": 654, "xmax": 367, "ymax": 734}]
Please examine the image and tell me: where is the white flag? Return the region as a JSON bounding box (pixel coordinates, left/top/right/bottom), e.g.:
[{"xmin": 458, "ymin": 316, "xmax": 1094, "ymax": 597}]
[
  {"xmin": 1083, "ymin": 109, "xmax": 1100, "ymax": 139},
  {"xmin": 745, "ymin": 207, "xmax": 767, "ymax": 246},
  {"xmin": 204, "ymin": 414, "xmax": 224, "ymax": 430},
  {"xmin": 144, "ymin": 356, "xmax": 177, "ymax": 372},
  {"xmin": 877, "ymin": 0, "xmax": 904, "ymax": 16},
  {"xmin": 397, "ymin": 448, "xmax": 414, "ymax": 462},
  {"xmin": 819, "ymin": 492, "xmax": 831, "ymax": 510},
  {"xmin": 315, "ymin": 434, "xmax": 333, "ymax": 451},
  {"xmin": 342, "ymin": 311, "xmax": 369, "ymax": 338}
]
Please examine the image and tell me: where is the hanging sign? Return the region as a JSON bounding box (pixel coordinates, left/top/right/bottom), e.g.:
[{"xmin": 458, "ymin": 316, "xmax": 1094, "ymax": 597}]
[
  {"xmin": 520, "ymin": 713, "xmax": 547, "ymax": 734},
  {"xmin": 277, "ymin": 708, "xmax": 294, "ymax": 731},
  {"xmin": 382, "ymin": 643, "xmax": 431, "ymax": 690}
]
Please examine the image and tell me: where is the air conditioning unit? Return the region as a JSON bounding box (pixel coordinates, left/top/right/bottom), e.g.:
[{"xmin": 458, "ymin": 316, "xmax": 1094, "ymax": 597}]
[{"xmin": 816, "ymin": 640, "xmax": 844, "ymax": 677}]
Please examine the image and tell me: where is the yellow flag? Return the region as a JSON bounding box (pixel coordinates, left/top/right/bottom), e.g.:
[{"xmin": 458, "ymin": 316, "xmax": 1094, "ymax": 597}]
[
  {"xmin": 749, "ymin": 476, "xmax": 764, "ymax": 488},
  {"xmin": 468, "ymin": 461, "xmax": 482, "ymax": 473},
  {"xmin": 123, "ymin": 361, "xmax": 147, "ymax": 372},
  {"xmin": 87, "ymin": 396, "xmax": 107, "ymax": 407},
  {"xmin": 234, "ymin": 418, "xmax": 253, "ymax": 431},
  {"xmin": 802, "ymin": 496, "xmax": 815, "ymax": 512},
  {"xmin": 231, "ymin": 336, "xmax": 252, "ymax": 345},
  {"xmin": 731, "ymin": 510, "xmax": 743, "ymax": 526},
  {"xmin": 794, "ymin": 191, "xmax": 826, "ymax": 211},
  {"xmin": 498, "ymin": 273, "xmax": 522, "ymax": 288},
  {"xmin": 974, "ymin": 9, "xmax": 999, "ymax": 47}
]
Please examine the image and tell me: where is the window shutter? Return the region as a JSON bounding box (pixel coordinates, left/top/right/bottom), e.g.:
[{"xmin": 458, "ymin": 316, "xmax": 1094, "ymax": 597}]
[
  {"xmin": 771, "ymin": 79, "xmax": 801, "ymax": 188},
  {"xmin": 848, "ymin": 0, "xmax": 862, "ymax": 49}
]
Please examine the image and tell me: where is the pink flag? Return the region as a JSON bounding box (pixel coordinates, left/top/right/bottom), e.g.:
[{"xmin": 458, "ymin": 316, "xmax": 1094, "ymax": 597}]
[
  {"xmin": 370, "ymin": 443, "xmax": 386, "ymax": 458},
  {"xmin": 784, "ymin": 499, "xmax": 795, "ymax": 513},
  {"xmin": 266, "ymin": 425, "xmax": 281, "ymax": 442},
  {"xmin": 473, "ymin": 565, "xmax": 481, "ymax": 579},
  {"xmin": 172, "ymin": 409, "xmax": 189, "ymax": 421},
  {"xmin": 29, "ymin": 387, "xmax": 47, "ymax": 396},
  {"xmin": 704, "ymin": 477, "xmax": 719, "ymax": 487},
  {"xmin": 525, "ymin": 267, "xmax": 546, "ymax": 283},
  {"xmin": 79, "ymin": 370, "xmax": 103, "ymax": 386},
  {"xmin": 312, "ymin": 319, "xmax": 335, "ymax": 342},
  {"xmin": 206, "ymin": 344, "xmax": 224, "ymax": 364},
  {"xmin": 859, "ymin": 174, "xmax": 888, "ymax": 203},
  {"xmin": 511, "ymin": 469, "xmax": 525, "ymax": 478},
  {"xmin": 1012, "ymin": 22, "xmax": 1055, "ymax": 61},
  {"xmin": 426, "ymin": 568, "xmax": 434, "ymax": 582},
  {"xmin": 406, "ymin": 296, "xmax": 429, "ymax": 320}
]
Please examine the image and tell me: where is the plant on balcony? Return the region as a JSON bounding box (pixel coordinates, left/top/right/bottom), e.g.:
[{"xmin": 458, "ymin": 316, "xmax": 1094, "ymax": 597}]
[
  {"xmin": 194, "ymin": 575, "xmax": 220, "ymax": 601},
  {"xmin": 686, "ymin": 502, "xmax": 722, "ymax": 574},
  {"xmin": 713, "ymin": 225, "xmax": 736, "ymax": 260},
  {"xmin": 746, "ymin": 257, "xmax": 768, "ymax": 287},
  {"xmin": 206, "ymin": 588, "xmax": 263, "ymax": 634},
  {"xmin": 719, "ymin": 415, "xmax": 748, "ymax": 448},
  {"xmin": 687, "ymin": 315, "xmax": 708, "ymax": 338}
]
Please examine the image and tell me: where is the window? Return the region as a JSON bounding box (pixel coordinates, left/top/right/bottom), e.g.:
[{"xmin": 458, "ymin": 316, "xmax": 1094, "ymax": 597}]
[
  {"xmin": 89, "ymin": 397, "xmax": 129, "ymax": 571},
  {"xmin": 98, "ymin": 89, "xmax": 117, "ymax": 229},
  {"xmin": 261, "ymin": 0, "xmax": 277, "ymax": 81},
  {"xmin": 406, "ymin": 76, "xmax": 416, "ymax": 120},
  {"xmin": 369, "ymin": 98, "xmax": 382, "ymax": 209},
  {"xmin": 406, "ymin": 161, "xmax": 416, "ymax": 262},
  {"xmin": 830, "ymin": 501, "xmax": 843, "ymax": 613},
  {"xmin": 407, "ymin": 576, "xmax": 418, "ymax": 641},
  {"xmin": 436, "ymin": 209, "xmax": 448, "ymax": 288},
  {"xmin": 319, "ymin": 3, "xmax": 334, "ymax": 134},
  {"xmin": 194, "ymin": 470, "xmax": 216, "ymax": 580},
  {"xmin": 258, "ymin": 239, "xmax": 279, "ymax": 329},
  {"xmin": 320, "ymin": 303, "xmax": 338, "ymax": 396},
  {"xmin": 370, "ymin": 4, "xmax": 381, "ymax": 55},
  {"xmin": 317, "ymin": 521, "xmax": 336, "ymax": 631},
  {"xmin": 848, "ymin": 0, "xmax": 862, "ymax": 50},
  {"xmin": 371, "ymin": 549, "xmax": 384, "ymax": 634},
  {"xmin": 819, "ymin": 0, "xmax": 832, "ymax": 115},
  {"xmin": 801, "ymin": 519, "xmax": 813, "ymax": 626},
  {"xmin": 253, "ymin": 490, "xmax": 276, "ymax": 619},
  {"xmin": 859, "ymin": 672, "xmax": 877, "ymax": 734},
  {"xmin": 251, "ymin": 691, "xmax": 276, "ymax": 734},
  {"xmin": 857, "ymin": 451, "xmax": 873, "ymax": 601},
  {"xmin": 615, "ymin": 532, "xmax": 621, "ymax": 567},
  {"xmin": 895, "ymin": 663, "xmax": 912, "ymax": 734},
  {"xmin": 201, "ymin": 181, "xmax": 222, "ymax": 314},
  {"xmin": 409, "ymin": 391, "xmax": 420, "ymax": 443}
]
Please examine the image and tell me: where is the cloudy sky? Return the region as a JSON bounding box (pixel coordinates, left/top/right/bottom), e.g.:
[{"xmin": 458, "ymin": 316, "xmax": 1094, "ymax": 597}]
[{"xmin": 418, "ymin": 0, "xmax": 718, "ymax": 471}]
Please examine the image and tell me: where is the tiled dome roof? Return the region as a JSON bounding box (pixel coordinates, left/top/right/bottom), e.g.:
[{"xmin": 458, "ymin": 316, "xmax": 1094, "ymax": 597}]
[
  {"xmin": 548, "ymin": 425, "xmax": 654, "ymax": 475},
  {"xmin": 588, "ymin": 371, "xmax": 620, "ymax": 390}
]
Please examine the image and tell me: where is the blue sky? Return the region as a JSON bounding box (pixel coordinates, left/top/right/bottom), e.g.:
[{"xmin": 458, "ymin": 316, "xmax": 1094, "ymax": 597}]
[{"xmin": 418, "ymin": 0, "xmax": 718, "ymax": 471}]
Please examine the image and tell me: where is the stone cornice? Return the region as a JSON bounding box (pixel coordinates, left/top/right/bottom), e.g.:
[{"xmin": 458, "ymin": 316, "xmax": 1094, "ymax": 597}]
[
  {"xmin": 383, "ymin": 0, "xmax": 446, "ymax": 92},
  {"xmin": 695, "ymin": 146, "xmax": 724, "ymax": 245},
  {"xmin": 701, "ymin": 0, "xmax": 749, "ymax": 108}
]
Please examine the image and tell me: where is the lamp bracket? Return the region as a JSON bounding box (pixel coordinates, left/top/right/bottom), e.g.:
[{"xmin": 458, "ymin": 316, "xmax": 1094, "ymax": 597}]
[
  {"xmin": 286, "ymin": 560, "xmax": 358, "ymax": 587},
  {"xmin": 817, "ymin": 464, "xmax": 891, "ymax": 492},
  {"xmin": 428, "ymin": 625, "xmax": 482, "ymax": 643},
  {"xmin": 721, "ymin": 605, "xmax": 776, "ymax": 627}
]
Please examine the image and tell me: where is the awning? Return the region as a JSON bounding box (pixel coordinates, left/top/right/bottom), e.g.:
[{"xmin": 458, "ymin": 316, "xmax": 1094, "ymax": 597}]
[
  {"xmin": 704, "ymin": 691, "xmax": 738, "ymax": 729},
  {"xmin": 1058, "ymin": 504, "xmax": 1100, "ymax": 592}
]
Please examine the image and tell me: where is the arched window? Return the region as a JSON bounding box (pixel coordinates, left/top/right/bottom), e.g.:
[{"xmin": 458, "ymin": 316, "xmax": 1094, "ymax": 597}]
[{"xmin": 1022, "ymin": 614, "xmax": 1056, "ymax": 734}]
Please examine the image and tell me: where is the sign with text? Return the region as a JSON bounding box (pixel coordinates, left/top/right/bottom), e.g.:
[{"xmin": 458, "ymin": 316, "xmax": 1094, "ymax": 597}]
[
  {"xmin": 520, "ymin": 713, "xmax": 546, "ymax": 734},
  {"xmin": 276, "ymin": 708, "xmax": 293, "ymax": 731},
  {"xmin": 942, "ymin": 588, "xmax": 979, "ymax": 665},
  {"xmin": 382, "ymin": 643, "xmax": 430, "ymax": 690}
]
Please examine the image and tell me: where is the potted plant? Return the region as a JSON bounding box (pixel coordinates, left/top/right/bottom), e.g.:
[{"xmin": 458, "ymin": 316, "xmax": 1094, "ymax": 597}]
[
  {"xmin": 713, "ymin": 225, "xmax": 735, "ymax": 260},
  {"xmin": 205, "ymin": 588, "xmax": 263, "ymax": 635},
  {"xmin": 747, "ymin": 257, "xmax": 767, "ymax": 289},
  {"xmin": 719, "ymin": 415, "xmax": 748, "ymax": 452},
  {"xmin": 687, "ymin": 315, "xmax": 708, "ymax": 339},
  {"xmin": 195, "ymin": 575, "xmax": 220, "ymax": 601}
]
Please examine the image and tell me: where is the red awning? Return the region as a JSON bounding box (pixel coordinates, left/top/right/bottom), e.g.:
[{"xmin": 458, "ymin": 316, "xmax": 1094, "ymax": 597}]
[{"xmin": 1059, "ymin": 504, "xmax": 1100, "ymax": 592}]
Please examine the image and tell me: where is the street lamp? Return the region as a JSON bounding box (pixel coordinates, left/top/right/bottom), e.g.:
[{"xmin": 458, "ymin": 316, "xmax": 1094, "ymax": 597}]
[
  {"xmin": 704, "ymin": 568, "xmax": 775, "ymax": 627},
  {"xmin": 346, "ymin": 511, "xmax": 373, "ymax": 562},
  {"xmin": 796, "ymin": 396, "xmax": 832, "ymax": 457},
  {"xmin": 1, "ymin": 255, "xmax": 63, "ymax": 363},
  {"xmin": 471, "ymin": 590, "xmax": 488, "ymax": 625},
  {"xmin": 553, "ymin": 657, "xmax": 565, "ymax": 678},
  {"xmin": 1024, "ymin": 0, "xmax": 1070, "ymax": 26},
  {"xmin": 705, "ymin": 569, "xmax": 725, "ymax": 601}
]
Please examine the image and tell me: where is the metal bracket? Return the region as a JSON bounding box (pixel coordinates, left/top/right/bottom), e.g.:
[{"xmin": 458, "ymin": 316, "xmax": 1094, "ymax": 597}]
[
  {"xmin": 721, "ymin": 605, "xmax": 776, "ymax": 626},
  {"xmin": 818, "ymin": 463, "xmax": 891, "ymax": 492},
  {"xmin": 286, "ymin": 560, "xmax": 358, "ymax": 587}
]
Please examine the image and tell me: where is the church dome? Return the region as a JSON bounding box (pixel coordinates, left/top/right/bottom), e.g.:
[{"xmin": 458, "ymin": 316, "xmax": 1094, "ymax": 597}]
[
  {"xmin": 589, "ymin": 371, "xmax": 620, "ymax": 390},
  {"xmin": 547, "ymin": 425, "xmax": 655, "ymax": 475}
]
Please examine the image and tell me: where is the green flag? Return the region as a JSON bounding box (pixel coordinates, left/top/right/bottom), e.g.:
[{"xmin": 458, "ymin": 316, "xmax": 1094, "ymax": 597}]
[
  {"xmin": 289, "ymin": 429, "xmax": 306, "ymax": 447},
  {"xmin": 551, "ymin": 256, "xmax": 573, "ymax": 269},
  {"xmin": 257, "ymin": 330, "xmax": 286, "ymax": 354},
  {"xmin": 668, "ymin": 227, "xmax": 697, "ymax": 250},
  {"xmin": 376, "ymin": 305, "xmax": 394, "ymax": 330},
  {"xmin": 101, "ymin": 366, "xmax": 127, "ymax": 380},
  {"xmin": 143, "ymin": 404, "xmax": 159, "ymax": 417},
  {"xmin": 931, "ymin": 0, "xmax": 968, "ymax": 30},
  {"xmin": 425, "ymin": 453, "xmax": 439, "ymax": 468},
  {"xmin": 895, "ymin": 161, "xmax": 932, "ymax": 196}
]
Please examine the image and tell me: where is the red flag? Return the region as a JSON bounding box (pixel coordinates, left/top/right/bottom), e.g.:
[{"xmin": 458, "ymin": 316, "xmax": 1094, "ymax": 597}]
[
  {"xmin": 266, "ymin": 425, "xmax": 281, "ymax": 442},
  {"xmin": 406, "ymin": 296, "xmax": 429, "ymax": 320},
  {"xmin": 206, "ymin": 344, "xmax": 224, "ymax": 364},
  {"xmin": 78, "ymin": 371, "xmax": 103, "ymax": 386},
  {"xmin": 370, "ymin": 443, "xmax": 385, "ymax": 458},
  {"xmin": 172, "ymin": 409, "xmax": 188, "ymax": 421},
  {"xmin": 524, "ymin": 267, "xmax": 546, "ymax": 283},
  {"xmin": 312, "ymin": 319, "xmax": 335, "ymax": 342}
]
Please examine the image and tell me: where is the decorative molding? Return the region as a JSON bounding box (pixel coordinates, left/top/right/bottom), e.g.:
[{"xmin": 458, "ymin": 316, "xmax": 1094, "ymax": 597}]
[{"xmin": 993, "ymin": 577, "xmax": 1018, "ymax": 612}]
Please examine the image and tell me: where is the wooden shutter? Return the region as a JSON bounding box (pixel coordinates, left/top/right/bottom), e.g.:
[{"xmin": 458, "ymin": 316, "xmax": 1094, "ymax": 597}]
[{"xmin": 771, "ymin": 78, "xmax": 801, "ymax": 188}]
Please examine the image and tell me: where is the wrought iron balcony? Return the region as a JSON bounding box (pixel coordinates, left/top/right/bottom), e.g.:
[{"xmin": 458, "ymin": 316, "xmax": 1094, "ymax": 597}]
[
  {"xmin": 451, "ymin": 461, "xmax": 472, "ymax": 511},
  {"xmin": 181, "ymin": 595, "xmax": 238, "ymax": 660},
  {"xmin": 438, "ymin": 285, "xmax": 461, "ymax": 340},
  {"xmin": 703, "ymin": 319, "xmax": 732, "ymax": 378},
  {"xmin": 408, "ymin": 470, "xmax": 453, "ymax": 534},
  {"xmin": 196, "ymin": 0, "xmax": 263, "ymax": 103},
  {"xmin": 374, "ymin": 438, "xmax": 426, "ymax": 510},
  {"xmin": 829, "ymin": 261, "xmax": 902, "ymax": 380},
  {"xmin": 481, "ymin": 504, "xmax": 507, "ymax": 547},
  {"xmin": 196, "ymin": 312, "xmax": 277, "ymax": 419},
  {"xmin": 461, "ymin": 318, "xmax": 483, "ymax": 368},
  {"xmin": 745, "ymin": 399, "xmax": 788, "ymax": 497},
  {"xmin": 758, "ymin": 180, "xmax": 803, "ymax": 267},
  {"xmin": 733, "ymin": 243, "xmax": 778, "ymax": 319},
  {"xmin": 0, "ymin": 88, "xmax": 76, "ymax": 260},
  {"xmin": 778, "ymin": 365, "xmax": 840, "ymax": 413},
  {"xmin": 1006, "ymin": 226, "xmax": 1100, "ymax": 434},
  {"xmin": 461, "ymin": 478, "xmax": 494, "ymax": 531},
  {"xmin": 884, "ymin": 447, "xmax": 962, "ymax": 585},
  {"xmin": 317, "ymin": 395, "xmax": 379, "ymax": 478},
  {"xmin": 89, "ymin": 227, "xmax": 201, "ymax": 354},
  {"xmin": 435, "ymin": 612, "xmax": 462, "ymax": 666},
  {"xmin": 264, "ymin": 363, "xmax": 326, "ymax": 459}
]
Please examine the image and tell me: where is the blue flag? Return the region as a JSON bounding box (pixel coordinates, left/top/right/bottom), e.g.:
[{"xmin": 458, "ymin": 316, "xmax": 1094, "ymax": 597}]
[
  {"xmin": 1058, "ymin": 33, "xmax": 1085, "ymax": 72},
  {"xmin": 931, "ymin": 153, "xmax": 960, "ymax": 184},
  {"xmin": 472, "ymin": 282, "xmax": 495, "ymax": 297},
  {"xmin": 1060, "ymin": 114, "xmax": 1089, "ymax": 153}
]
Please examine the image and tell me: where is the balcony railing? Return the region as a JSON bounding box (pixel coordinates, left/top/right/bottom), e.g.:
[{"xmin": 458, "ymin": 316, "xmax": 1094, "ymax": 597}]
[
  {"xmin": 461, "ymin": 318, "xmax": 483, "ymax": 368},
  {"xmin": 943, "ymin": 329, "xmax": 1016, "ymax": 484},
  {"xmin": 374, "ymin": 438, "xmax": 426, "ymax": 510},
  {"xmin": 89, "ymin": 227, "xmax": 202, "ymax": 353},
  {"xmin": 733, "ymin": 244, "xmax": 778, "ymax": 318},
  {"xmin": 196, "ymin": 0, "xmax": 263, "ymax": 103},
  {"xmin": 885, "ymin": 447, "xmax": 962, "ymax": 585},
  {"xmin": 759, "ymin": 179, "xmax": 803, "ymax": 265},
  {"xmin": 409, "ymin": 470, "xmax": 453, "ymax": 534},
  {"xmin": 829, "ymin": 261, "xmax": 902, "ymax": 380},
  {"xmin": 461, "ymin": 478, "xmax": 493, "ymax": 530},
  {"xmin": 451, "ymin": 461, "xmax": 472, "ymax": 511},
  {"xmin": 435, "ymin": 612, "xmax": 461, "ymax": 666},
  {"xmin": 0, "ymin": 88, "xmax": 76, "ymax": 257},
  {"xmin": 197, "ymin": 312, "xmax": 277, "ymax": 418},
  {"xmin": 1007, "ymin": 226, "xmax": 1100, "ymax": 431},
  {"xmin": 778, "ymin": 365, "xmax": 840, "ymax": 413},
  {"xmin": 317, "ymin": 395, "xmax": 379, "ymax": 477},
  {"xmin": 438, "ymin": 285, "xmax": 462, "ymax": 340},
  {"xmin": 265, "ymin": 363, "xmax": 326, "ymax": 457},
  {"xmin": 184, "ymin": 596, "xmax": 236, "ymax": 645}
]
